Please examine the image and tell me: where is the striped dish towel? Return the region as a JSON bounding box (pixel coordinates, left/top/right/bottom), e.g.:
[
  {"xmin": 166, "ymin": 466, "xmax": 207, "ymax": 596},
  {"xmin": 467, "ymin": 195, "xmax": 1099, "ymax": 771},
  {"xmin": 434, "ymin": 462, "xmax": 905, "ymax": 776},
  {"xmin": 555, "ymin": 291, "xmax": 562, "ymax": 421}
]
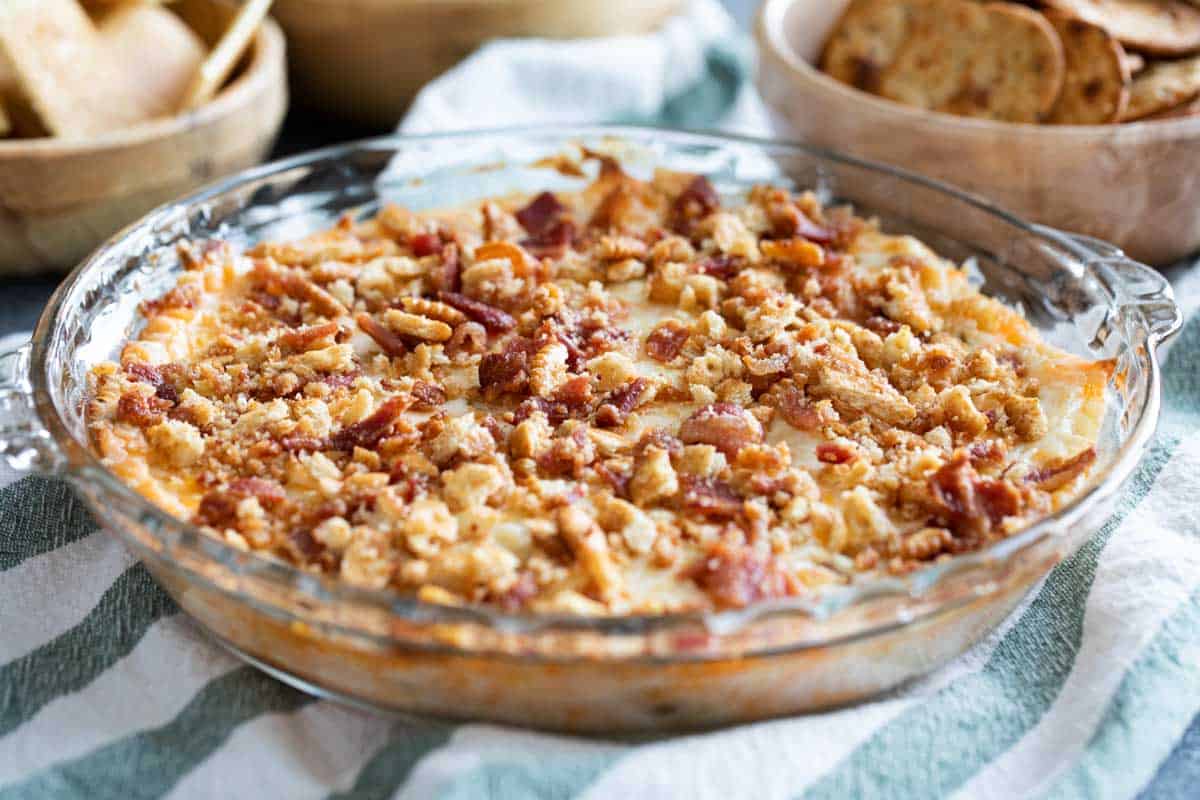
[{"xmin": 4, "ymin": 2, "xmax": 1200, "ymax": 797}]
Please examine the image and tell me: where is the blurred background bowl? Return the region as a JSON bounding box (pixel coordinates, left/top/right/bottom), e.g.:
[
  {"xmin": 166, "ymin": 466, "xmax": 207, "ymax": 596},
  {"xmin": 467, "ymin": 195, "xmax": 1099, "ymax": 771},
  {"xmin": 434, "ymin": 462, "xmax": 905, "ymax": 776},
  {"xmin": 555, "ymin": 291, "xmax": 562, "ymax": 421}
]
[
  {"xmin": 273, "ymin": 0, "xmax": 683, "ymax": 128},
  {"xmin": 0, "ymin": 0, "xmax": 287, "ymax": 276},
  {"xmin": 755, "ymin": 0, "xmax": 1200, "ymax": 266}
]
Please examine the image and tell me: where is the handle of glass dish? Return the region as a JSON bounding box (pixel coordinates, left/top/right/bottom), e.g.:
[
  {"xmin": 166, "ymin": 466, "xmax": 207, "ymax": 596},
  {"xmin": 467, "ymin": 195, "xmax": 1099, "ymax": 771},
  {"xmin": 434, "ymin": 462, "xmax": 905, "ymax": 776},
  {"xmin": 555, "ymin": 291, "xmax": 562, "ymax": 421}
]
[
  {"xmin": 0, "ymin": 341, "xmax": 63, "ymax": 475},
  {"xmin": 1039, "ymin": 228, "xmax": 1184, "ymax": 346}
]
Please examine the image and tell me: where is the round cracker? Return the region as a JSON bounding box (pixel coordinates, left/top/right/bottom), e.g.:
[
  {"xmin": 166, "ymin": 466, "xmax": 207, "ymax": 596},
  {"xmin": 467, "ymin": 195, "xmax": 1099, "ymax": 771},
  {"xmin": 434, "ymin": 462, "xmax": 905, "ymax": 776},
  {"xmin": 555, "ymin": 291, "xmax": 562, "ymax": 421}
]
[
  {"xmin": 1120, "ymin": 54, "xmax": 1200, "ymax": 120},
  {"xmin": 1044, "ymin": 10, "xmax": 1130, "ymax": 124},
  {"xmin": 820, "ymin": 0, "xmax": 924, "ymax": 94},
  {"xmin": 1144, "ymin": 93, "xmax": 1200, "ymax": 119},
  {"xmin": 878, "ymin": 2, "xmax": 1065, "ymax": 122},
  {"xmin": 1040, "ymin": 0, "xmax": 1200, "ymax": 57}
]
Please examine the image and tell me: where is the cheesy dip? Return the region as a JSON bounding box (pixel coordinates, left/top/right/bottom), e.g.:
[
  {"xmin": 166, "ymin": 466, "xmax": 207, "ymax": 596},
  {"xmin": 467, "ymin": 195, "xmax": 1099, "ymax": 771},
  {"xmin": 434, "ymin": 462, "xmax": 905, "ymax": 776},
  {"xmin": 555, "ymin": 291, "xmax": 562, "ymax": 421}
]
[{"xmin": 87, "ymin": 158, "xmax": 1111, "ymax": 614}]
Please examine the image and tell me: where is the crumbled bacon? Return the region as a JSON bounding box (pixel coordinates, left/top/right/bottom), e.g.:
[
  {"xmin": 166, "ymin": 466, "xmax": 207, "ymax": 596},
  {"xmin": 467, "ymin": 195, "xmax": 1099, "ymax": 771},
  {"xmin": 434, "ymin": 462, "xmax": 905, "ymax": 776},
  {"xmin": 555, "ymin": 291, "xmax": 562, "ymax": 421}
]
[
  {"xmin": 140, "ymin": 284, "xmax": 198, "ymax": 316},
  {"xmin": 595, "ymin": 378, "xmax": 648, "ymax": 428},
  {"xmin": 594, "ymin": 461, "xmax": 632, "ymax": 499},
  {"xmin": 116, "ymin": 391, "xmax": 171, "ymax": 428},
  {"xmin": 356, "ymin": 312, "xmax": 407, "ymax": 358},
  {"xmin": 195, "ymin": 477, "xmax": 287, "ymax": 530},
  {"xmin": 437, "ymin": 291, "xmax": 515, "ymax": 333},
  {"xmin": 928, "ymin": 453, "xmax": 1025, "ymax": 540},
  {"xmin": 125, "ymin": 362, "xmax": 180, "ymax": 404},
  {"xmin": 496, "ymin": 571, "xmax": 539, "ymax": 611},
  {"xmin": 515, "ymin": 192, "xmax": 565, "ymax": 236},
  {"xmin": 408, "ymin": 232, "xmax": 442, "ymax": 257},
  {"xmin": 410, "ymin": 380, "xmax": 446, "ymax": 410},
  {"xmin": 537, "ymin": 427, "xmax": 595, "ymax": 477},
  {"xmin": 772, "ymin": 381, "xmax": 820, "ymax": 431},
  {"xmin": 689, "ymin": 543, "xmax": 792, "ymax": 608},
  {"xmin": 645, "ymin": 320, "xmax": 690, "ymax": 362},
  {"xmin": 329, "ymin": 396, "xmax": 407, "ymax": 451},
  {"xmin": 1028, "ymin": 447, "xmax": 1096, "ymax": 493},
  {"xmin": 678, "ymin": 403, "xmax": 764, "ymax": 457},
  {"xmin": 428, "ymin": 243, "xmax": 462, "ymax": 295},
  {"xmin": 636, "ymin": 429, "xmax": 683, "ymax": 457},
  {"xmin": 698, "ymin": 254, "xmax": 740, "ymax": 280},
  {"xmin": 816, "ymin": 441, "xmax": 856, "ymax": 464},
  {"xmin": 681, "ymin": 476, "xmax": 744, "ymax": 520},
  {"xmin": 479, "ymin": 349, "xmax": 530, "ymax": 399},
  {"xmin": 671, "ymin": 175, "xmax": 720, "ymax": 234}
]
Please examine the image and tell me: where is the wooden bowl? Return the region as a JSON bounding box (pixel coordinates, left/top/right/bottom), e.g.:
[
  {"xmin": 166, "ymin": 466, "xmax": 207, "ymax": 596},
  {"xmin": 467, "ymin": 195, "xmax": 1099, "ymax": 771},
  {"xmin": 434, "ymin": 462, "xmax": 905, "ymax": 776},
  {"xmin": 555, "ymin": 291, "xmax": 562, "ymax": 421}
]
[
  {"xmin": 0, "ymin": 4, "xmax": 287, "ymax": 276},
  {"xmin": 755, "ymin": 0, "xmax": 1200, "ymax": 265},
  {"xmin": 272, "ymin": 0, "xmax": 683, "ymax": 128}
]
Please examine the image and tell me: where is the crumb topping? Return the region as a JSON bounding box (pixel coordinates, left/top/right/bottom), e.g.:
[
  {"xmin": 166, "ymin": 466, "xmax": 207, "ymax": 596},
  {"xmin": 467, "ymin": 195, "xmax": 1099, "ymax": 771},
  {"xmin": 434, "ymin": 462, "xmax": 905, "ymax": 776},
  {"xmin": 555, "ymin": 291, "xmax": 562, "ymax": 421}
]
[{"xmin": 87, "ymin": 157, "xmax": 1112, "ymax": 614}]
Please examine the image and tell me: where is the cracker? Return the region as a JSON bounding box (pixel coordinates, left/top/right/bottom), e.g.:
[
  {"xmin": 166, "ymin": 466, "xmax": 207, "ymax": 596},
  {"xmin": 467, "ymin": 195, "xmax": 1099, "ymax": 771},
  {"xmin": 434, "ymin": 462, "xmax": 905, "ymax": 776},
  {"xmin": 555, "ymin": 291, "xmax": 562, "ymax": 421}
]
[
  {"xmin": 1145, "ymin": 94, "xmax": 1200, "ymax": 119},
  {"xmin": 97, "ymin": 4, "xmax": 207, "ymax": 117},
  {"xmin": 1045, "ymin": 10, "xmax": 1130, "ymax": 124},
  {"xmin": 0, "ymin": 0, "xmax": 154, "ymax": 138},
  {"xmin": 1120, "ymin": 54, "xmax": 1200, "ymax": 120},
  {"xmin": 179, "ymin": 0, "xmax": 272, "ymax": 111},
  {"xmin": 820, "ymin": 0, "xmax": 922, "ymax": 94},
  {"xmin": 1040, "ymin": 0, "xmax": 1200, "ymax": 57},
  {"xmin": 1123, "ymin": 51, "xmax": 1146, "ymax": 74},
  {"xmin": 879, "ymin": 2, "xmax": 1065, "ymax": 122}
]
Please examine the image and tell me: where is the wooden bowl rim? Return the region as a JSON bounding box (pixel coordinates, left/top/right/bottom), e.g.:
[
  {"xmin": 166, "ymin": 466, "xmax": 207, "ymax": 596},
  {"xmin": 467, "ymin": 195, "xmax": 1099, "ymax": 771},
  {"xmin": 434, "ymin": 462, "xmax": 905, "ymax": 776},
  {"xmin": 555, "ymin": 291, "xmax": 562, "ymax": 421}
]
[
  {"xmin": 0, "ymin": 16, "xmax": 285, "ymax": 159},
  {"xmin": 757, "ymin": 0, "xmax": 1200, "ymax": 139}
]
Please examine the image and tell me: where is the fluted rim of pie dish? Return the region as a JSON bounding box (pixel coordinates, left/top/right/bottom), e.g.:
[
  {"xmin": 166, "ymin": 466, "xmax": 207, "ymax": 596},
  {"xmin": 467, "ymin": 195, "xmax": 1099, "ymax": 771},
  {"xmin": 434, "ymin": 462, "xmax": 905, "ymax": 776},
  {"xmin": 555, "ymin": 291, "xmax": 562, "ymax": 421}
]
[{"xmin": 28, "ymin": 125, "xmax": 1172, "ymax": 646}]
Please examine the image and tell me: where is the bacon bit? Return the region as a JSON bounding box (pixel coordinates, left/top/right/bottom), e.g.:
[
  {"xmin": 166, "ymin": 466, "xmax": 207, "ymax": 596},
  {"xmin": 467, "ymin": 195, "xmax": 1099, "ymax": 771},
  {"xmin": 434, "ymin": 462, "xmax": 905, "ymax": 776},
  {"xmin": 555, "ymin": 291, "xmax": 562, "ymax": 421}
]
[
  {"xmin": 329, "ymin": 396, "xmax": 407, "ymax": 451},
  {"xmin": 771, "ymin": 383, "xmax": 821, "ymax": 432},
  {"xmin": 681, "ymin": 476, "xmax": 744, "ymax": 520},
  {"xmin": 794, "ymin": 212, "xmax": 835, "ymax": 244},
  {"xmin": 689, "ymin": 543, "xmax": 792, "ymax": 608},
  {"xmin": 678, "ymin": 403, "xmax": 764, "ymax": 457},
  {"xmin": 116, "ymin": 391, "xmax": 171, "ymax": 427},
  {"xmin": 497, "ymin": 571, "xmax": 539, "ymax": 611},
  {"xmin": 437, "ymin": 291, "xmax": 515, "ymax": 333},
  {"xmin": 864, "ymin": 315, "xmax": 901, "ymax": 336},
  {"xmin": 968, "ymin": 439, "xmax": 1007, "ymax": 467},
  {"xmin": 428, "ymin": 243, "xmax": 462, "ymax": 295},
  {"xmin": 280, "ymin": 435, "xmax": 325, "ymax": 452},
  {"xmin": 636, "ymin": 429, "xmax": 683, "ymax": 457},
  {"xmin": 594, "ymin": 461, "xmax": 632, "ymax": 499},
  {"xmin": 287, "ymin": 529, "xmax": 323, "ymax": 560},
  {"xmin": 125, "ymin": 362, "xmax": 180, "ymax": 404},
  {"xmin": 195, "ymin": 477, "xmax": 287, "ymax": 530},
  {"xmin": 279, "ymin": 322, "xmax": 339, "ymax": 353},
  {"xmin": 522, "ymin": 219, "xmax": 576, "ymax": 259},
  {"xmin": 816, "ymin": 441, "xmax": 856, "ymax": 464},
  {"xmin": 356, "ymin": 312, "xmax": 407, "ymax": 357},
  {"xmin": 671, "ymin": 175, "xmax": 720, "ymax": 234},
  {"xmin": 515, "ymin": 192, "xmax": 565, "ymax": 236},
  {"xmin": 139, "ymin": 284, "xmax": 198, "ymax": 316},
  {"xmin": 479, "ymin": 350, "xmax": 530, "ymax": 399},
  {"xmin": 698, "ymin": 254, "xmax": 740, "ymax": 280},
  {"xmin": 929, "ymin": 452, "xmax": 1025, "ymax": 540},
  {"xmin": 645, "ymin": 320, "xmax": 690, "ymax": 362},
  {"xmin": 410, "ymin": 380, "xmax": 446, "ymax": 410},
  {"xmin": 408, "ymin": 232, "xmax": 441, "ymax": 257},
  {"xmin": 537, "ymin": 427, "xmax": 596, "ymax": 477},
  {"xmin": 322, "ymin": 371, "xmax": 360, "ymax": 391},
  {"xmin": 1028, "ymin": 447, "xmax": 1097, "ymax": 493},
  {"xmin": 228, "ymin": 477, "xmax": 287, "ymax": 505},
  {"xmin": 595, "ymin": 378, "xmax": 648, "ymax": 428},
  {"xmin": 446, "ymin": 321, "xmax": 488, "ymax": 358}
]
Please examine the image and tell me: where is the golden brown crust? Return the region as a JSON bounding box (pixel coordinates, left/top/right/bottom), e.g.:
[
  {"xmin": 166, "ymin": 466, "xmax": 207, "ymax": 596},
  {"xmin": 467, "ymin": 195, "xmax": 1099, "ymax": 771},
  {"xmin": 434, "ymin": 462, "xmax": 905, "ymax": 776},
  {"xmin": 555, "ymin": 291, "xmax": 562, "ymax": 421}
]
[
  {"xmin": 1045, "ymin": 9, "xmax": 1131, "ymax": 124},
  {"xmin": 86, "ymin": 158, "xmax": 1111, "ymax": 614}
]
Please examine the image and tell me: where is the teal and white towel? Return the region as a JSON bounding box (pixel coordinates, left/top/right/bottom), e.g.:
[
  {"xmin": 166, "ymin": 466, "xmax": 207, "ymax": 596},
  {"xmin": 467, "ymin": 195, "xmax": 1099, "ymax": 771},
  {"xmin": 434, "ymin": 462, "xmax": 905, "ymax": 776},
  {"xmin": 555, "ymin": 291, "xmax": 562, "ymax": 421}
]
[{"xmin": 3, "ymin": 1, "xmax": 1200, "ymax": 796}]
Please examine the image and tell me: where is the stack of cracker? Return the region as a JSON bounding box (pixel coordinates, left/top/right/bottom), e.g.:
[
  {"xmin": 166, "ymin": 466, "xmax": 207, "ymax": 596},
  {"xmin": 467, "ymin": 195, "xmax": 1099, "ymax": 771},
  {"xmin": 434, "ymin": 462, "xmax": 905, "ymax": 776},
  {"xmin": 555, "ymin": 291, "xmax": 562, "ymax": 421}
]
[
  {"xmin": 0, "ymin": 0, "xmax": 271, "ymax": 140},
  {"xmin": 821, "ymin": 0, "xmax": 1200, "ymax": 124}
]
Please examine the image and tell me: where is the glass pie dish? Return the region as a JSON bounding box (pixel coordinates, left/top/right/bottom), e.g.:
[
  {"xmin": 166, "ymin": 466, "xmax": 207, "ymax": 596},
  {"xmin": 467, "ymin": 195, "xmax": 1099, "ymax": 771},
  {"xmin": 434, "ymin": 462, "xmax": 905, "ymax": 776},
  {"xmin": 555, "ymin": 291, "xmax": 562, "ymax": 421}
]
[{"xmin": 0, "ymin": 127, "xmax": 1181, "ymax": 732}]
